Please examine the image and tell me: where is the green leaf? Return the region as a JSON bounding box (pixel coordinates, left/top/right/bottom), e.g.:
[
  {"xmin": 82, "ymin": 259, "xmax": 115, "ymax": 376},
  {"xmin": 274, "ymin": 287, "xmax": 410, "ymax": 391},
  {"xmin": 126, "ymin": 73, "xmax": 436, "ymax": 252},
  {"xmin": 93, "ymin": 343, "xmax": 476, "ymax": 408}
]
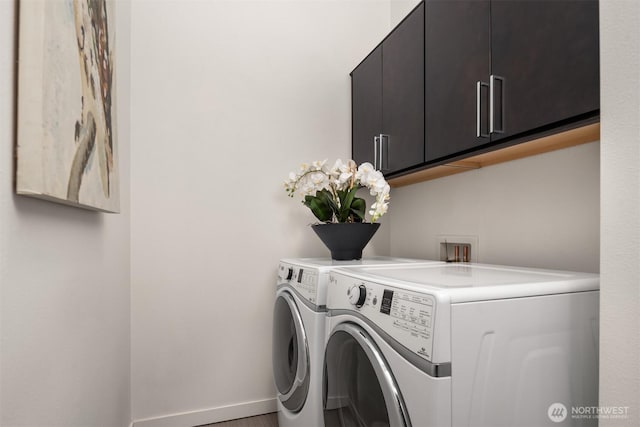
[
  {"xmin": 350, "ymin": 197, "xmax": 366, "ymax": 222},
  {"xmin": 335, "ymin": 187, "xmax": 359, "ymax": 222},
  {"xmin": 318, "ymin": 189, "xmax": 338, "ymax": 213},
  {"xmin": 335, "ymin": 190, "xmax": 347, "ymax": 222},
  {"xmin": 303, "ymin": 193, "xmax": 333, "ymax": 222},
  {"xmin": 343, "ymin": 187, "xmax": 358, "ymax": 210}
]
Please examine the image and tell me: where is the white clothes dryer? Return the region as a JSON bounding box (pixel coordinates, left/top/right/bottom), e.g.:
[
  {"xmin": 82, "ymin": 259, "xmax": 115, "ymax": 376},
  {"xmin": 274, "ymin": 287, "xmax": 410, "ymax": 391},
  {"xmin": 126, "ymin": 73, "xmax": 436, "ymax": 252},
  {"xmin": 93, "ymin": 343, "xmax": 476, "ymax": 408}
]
[
  {"xmin": 272, "ymin": 257, "xmax": 441, "ymax": 427},
  {"xmin": 323, "ymin": 263, "xmax": 599, "ymax": 427}
]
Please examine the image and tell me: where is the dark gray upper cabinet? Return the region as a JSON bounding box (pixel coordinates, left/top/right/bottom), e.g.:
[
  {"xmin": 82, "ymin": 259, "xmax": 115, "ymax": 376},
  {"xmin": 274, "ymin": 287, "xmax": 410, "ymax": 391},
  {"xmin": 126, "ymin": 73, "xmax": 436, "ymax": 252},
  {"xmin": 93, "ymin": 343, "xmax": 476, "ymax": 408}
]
[
  {"xmin": 353, "ymin": 0, "xmax": 599, "ymax": 173},
  {"xmin": 382, "ymin": 3, "xmax": 425, "ymax": 172},
  {"xmin": 352, "ymin": 46, "xmax": 382, "ymax": 168},
  {"xmin": 426, "ymin": 0, "xmax": 599, "ymax": 162},
  {"xmin": 490, "ymin": 0, "xmax": 600, "ymax": 142},
  {"xmin": 352, "ymin": 3, "xmax": 424, "ymax": 175},
  {"xmin": 425, "ymin": 0, "xmax": 491, "ymax": 162}
]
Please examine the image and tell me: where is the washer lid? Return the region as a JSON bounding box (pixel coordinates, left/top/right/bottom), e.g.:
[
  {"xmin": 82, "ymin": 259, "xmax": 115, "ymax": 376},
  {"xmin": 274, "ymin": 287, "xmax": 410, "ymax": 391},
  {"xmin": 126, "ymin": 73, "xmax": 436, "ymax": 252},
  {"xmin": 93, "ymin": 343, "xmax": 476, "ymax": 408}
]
[{"xmin": 333, "ymin": 263, "xmax": 599, "ymax": 302}]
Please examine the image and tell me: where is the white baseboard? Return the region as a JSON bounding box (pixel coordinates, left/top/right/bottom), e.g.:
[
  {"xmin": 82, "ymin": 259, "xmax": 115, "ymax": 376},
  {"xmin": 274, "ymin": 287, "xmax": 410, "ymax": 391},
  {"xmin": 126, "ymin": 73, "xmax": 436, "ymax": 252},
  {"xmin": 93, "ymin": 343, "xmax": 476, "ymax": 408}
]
[{"xmin": 131, "ymin": 398, "xmax": 277, "ymax": 427}]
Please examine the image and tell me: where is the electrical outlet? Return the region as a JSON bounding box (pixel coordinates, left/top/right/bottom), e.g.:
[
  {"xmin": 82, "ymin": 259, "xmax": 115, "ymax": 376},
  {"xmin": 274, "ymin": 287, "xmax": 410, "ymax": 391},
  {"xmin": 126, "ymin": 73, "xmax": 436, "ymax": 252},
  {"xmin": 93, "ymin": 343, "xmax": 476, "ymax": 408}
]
[{"xmin": 436, "ymin": 235, "xmax": 478, "ymax": 263}]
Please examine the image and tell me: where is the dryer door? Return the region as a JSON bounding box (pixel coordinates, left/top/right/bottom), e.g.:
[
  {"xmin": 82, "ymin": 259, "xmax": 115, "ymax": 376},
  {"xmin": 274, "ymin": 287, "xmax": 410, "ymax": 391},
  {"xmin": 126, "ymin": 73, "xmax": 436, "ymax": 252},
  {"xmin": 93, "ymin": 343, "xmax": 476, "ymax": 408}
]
[
  {"xmin": 272, "ymin": 289, "xmax": 310, "ymax": 413},
  {"xmin": 323, "ymin": 322, "xmax": 411, "ymax": 427}
]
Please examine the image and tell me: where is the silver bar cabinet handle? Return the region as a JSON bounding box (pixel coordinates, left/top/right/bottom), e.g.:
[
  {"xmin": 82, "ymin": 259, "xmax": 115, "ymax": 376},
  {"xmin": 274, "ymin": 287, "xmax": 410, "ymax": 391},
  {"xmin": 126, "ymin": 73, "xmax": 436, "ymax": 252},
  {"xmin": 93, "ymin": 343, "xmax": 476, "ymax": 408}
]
[
  {"xmin": 489, "ymin": 75, "xmax": 505, "ymax": 134},
  {"xmin": 379, "ymin": 134, "xmax": 388, "ymax": 171},
  {"xmin": 476, "ymin": 81, "xmax": 489, "ymax": 138},
  {"xmin": 373, "ymin": 135, "xmax": 380, "ymax": 169}
]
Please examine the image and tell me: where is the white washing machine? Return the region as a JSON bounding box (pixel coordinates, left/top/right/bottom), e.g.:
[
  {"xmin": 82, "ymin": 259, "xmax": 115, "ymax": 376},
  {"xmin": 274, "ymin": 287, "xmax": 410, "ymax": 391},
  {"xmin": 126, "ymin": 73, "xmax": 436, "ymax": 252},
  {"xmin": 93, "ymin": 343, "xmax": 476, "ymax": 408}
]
[
  {"xmin": 272, "ymin": 257, "xmax": 441, "ymax": 427},
  {"xmin": 323, "ymin": 263, "xmax": 599, "ymax": 427}
]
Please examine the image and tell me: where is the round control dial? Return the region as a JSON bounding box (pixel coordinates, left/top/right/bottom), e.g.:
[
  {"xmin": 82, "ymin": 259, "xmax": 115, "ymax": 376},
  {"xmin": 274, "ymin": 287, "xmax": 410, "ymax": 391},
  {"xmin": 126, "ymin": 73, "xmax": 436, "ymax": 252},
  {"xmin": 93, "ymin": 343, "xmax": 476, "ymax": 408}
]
[{"xmin": 348, "ymin": 284, "xmax": 367, "ymax": 307}]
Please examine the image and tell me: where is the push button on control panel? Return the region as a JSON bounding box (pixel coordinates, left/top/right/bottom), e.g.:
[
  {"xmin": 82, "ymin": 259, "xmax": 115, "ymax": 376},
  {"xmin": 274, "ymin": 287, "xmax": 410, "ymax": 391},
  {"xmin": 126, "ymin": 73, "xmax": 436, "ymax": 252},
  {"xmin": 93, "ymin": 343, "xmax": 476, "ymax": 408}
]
[{"xmin": 379, "ymin": 287, "xmax": 435, "ymax": 360}]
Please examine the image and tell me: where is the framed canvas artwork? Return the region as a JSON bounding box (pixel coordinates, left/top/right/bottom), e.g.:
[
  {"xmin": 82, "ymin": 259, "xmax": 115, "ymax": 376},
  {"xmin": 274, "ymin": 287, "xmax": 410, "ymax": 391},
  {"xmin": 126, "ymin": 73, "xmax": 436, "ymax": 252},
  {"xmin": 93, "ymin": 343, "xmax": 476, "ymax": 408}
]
[{"xmin": 16, "ymin": 0, "xmax": 119, "ymax": 213}]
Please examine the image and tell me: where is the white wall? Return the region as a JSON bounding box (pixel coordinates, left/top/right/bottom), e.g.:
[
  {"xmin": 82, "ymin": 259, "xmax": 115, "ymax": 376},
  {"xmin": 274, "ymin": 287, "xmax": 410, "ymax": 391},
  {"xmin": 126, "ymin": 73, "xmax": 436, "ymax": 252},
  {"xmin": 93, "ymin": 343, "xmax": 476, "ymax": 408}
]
[
  {"xmin": 0, "ymin": 0, "xmax": 131, "ymax": 426},
  {"xmin": 599, "ymin": 0, "xmax": 640, "ymax": 424},
  {"xmin": 390, "ymin": 0, "xmax": 420, "ymax": 27},
  {"xmin": 129, "ymin": 1, "xmax": 390, "ymax": 424},
  {"xmin": 389, "ymin": 141, "xmax": 600, "ymax": 272}
]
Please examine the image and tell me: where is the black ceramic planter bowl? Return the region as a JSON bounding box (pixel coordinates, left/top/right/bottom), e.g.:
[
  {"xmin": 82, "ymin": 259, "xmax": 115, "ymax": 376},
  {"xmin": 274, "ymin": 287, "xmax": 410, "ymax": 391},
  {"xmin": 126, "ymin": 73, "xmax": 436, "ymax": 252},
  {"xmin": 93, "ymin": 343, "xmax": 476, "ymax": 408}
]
[{"xmin": 311, "ymin": 222, "xmax": 381, "ymax": 261}]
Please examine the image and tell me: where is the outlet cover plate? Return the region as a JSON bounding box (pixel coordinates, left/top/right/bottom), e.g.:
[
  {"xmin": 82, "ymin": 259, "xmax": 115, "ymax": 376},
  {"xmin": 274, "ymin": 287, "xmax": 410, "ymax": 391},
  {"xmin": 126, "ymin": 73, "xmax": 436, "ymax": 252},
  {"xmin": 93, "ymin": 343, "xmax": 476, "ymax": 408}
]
[{"xmin": 436, "ymin": 235, "xmax": 479, "ymax": 263}]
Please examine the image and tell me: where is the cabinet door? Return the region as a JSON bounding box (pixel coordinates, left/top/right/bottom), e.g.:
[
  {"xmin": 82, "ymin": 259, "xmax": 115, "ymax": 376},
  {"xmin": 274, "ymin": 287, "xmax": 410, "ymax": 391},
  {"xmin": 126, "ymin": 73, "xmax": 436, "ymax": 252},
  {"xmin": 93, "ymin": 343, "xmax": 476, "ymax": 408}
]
[
  {"xmin": 352, "ymin": 46, "xmax": 382, "ymax": 167},
  {"xmin": 425, "ymin": 0, "xmax": 491, "ymax": 162},
  {"xmin": 382, "ymin": 3, "xmax": 425, "ymax": 173},
  {"xmin": 490, "ymin": 0, "xmax": 600, "ymax": 141}
]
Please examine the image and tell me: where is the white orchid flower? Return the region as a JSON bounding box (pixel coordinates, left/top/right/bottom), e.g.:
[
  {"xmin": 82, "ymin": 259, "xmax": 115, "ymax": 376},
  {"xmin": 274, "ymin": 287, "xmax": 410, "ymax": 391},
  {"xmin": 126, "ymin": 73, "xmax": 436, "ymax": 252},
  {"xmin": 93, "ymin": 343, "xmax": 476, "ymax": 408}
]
[
  {"xmin": 285, "ymin": 158, "xmax": 390, "ymax": 222},
  {"xmin": 331, "ymin": 159, "xmax": 345, "ymax": 174},
  {"xmin": 338, "ymin": 171, "xmax": 352, "ymax": 184},
  {"xmin": 357, "ymin": 162, "xmax": 374, "ymax": 174},
  {"xmin": 312, "ymin": 159, "xmax": 328, "ymax": 171}
]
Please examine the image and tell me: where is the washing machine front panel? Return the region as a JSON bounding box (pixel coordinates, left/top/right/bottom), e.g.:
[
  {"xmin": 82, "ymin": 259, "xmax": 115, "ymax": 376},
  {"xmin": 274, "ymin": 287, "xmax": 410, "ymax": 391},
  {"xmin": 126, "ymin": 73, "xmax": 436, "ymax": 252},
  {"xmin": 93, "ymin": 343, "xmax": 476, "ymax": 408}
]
[
  {"xmin": 324, "ymin": 315, "xmax": 452, "ymax": 427},
  {"xmin": 327, "ymin": 271, "xmax": 453, "ymax": 366},
  {"xmin": 278, "ymin": 261, "xmax": 322, "ymax": 307},
  {"xmin": 323, "ymin": 323, "xmax": 410, "ymax": 427},
  {"xmin": 272, "ymin": 289, "xmax": 310, "ymax": 412}
]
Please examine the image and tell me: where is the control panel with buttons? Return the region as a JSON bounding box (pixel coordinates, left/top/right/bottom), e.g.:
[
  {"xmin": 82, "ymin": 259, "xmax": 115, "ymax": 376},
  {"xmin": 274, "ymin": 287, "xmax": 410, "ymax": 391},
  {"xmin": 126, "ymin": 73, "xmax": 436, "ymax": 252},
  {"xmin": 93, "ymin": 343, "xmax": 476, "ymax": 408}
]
[
  {"xmin": 328, "ymin": 272, "xmax": 438, "ymax": 362},
  {"xmin": 277, "ymin": 262, "xmax": 322, "ymax": 306}
]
